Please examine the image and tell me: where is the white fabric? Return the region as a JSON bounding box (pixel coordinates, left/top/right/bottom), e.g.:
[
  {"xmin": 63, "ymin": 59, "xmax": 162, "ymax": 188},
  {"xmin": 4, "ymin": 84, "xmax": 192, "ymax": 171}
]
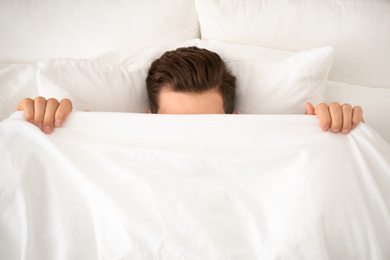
[
  {"xmin": 195, "ymin": 0, "xmax": 390, "ymax": 89},
  {"xmin": 37, "ymin": 40, "xmax": 333, "ymax": 114},
  {"xmin": 0, "ymin": 64, "xmax": 39, "ymax": 121},
  {"xmin": 326, "ymin": 81, "xmax": 390, "ymax": 145},
  {"xmin": 1, "ymin": 111, "xmax": 390, "ymax": 259},
  {"xmin": 0, "ymin": 0, "xmax": 199, "ymax": 63},
  {"xmin": 38, "ymin": 59, "xmax": 151, "ymax": 113}
]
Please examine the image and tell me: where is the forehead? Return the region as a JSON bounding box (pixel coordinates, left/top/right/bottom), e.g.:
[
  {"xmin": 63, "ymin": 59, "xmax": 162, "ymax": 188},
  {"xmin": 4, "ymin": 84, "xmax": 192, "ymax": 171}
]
[{"xmin": 158, "ymin": 88, "xmax": 225, "ymax": 114}]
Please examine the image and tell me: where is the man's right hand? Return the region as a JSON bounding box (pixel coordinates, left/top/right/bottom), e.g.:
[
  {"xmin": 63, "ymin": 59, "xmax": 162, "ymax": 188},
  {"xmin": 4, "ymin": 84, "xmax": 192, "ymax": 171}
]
[{"xmin": 16, "ymin": 97, "xmax": 73, "ymax": 134}]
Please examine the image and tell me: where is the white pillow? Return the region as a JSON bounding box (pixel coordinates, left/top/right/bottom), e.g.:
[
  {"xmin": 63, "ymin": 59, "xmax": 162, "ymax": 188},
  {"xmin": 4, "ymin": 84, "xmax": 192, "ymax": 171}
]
[
  {"xmin": 194, "ymin": 0, "xmax": 390, "ymax": 89},
  {"xmin": 0, "ymin": 0, "xmax": 199, "ymax": 63},
  {"xmin": 37, "ymin": 40, "xmax": 333, "ymax": 114},
  {"xmin": 37, "ymin": 60, "xmax": 150, "ymax": 113},
  {"xmin": 37, "ymin": 42, "xmax": 187, "ymax": 113},
  {"xmin": 193, "ymin": 41, "xmax": 333, "ymax": 114}
]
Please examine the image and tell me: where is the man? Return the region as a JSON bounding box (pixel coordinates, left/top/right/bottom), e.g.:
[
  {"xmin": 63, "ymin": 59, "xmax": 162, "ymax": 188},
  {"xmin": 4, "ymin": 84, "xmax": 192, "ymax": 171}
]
[{"xmin": 16, "ymin": 47, "xmax": 364, "ymax": 134}]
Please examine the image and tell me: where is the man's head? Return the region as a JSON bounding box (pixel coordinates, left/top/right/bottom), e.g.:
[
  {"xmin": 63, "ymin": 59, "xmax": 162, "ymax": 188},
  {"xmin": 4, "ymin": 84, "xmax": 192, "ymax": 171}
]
[{"xmin": 146, "ymin": 46, "xmax": 236, "ymax": 114}]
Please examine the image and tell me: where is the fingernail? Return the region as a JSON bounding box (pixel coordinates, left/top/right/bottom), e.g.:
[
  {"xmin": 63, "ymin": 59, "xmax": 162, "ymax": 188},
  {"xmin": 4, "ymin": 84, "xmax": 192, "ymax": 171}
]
[
  {"xmin": 44, "ymin": 126, "xmax": 52, "ymax": 134},
  {"xmin": 37, "ymin": 123, "xmax": 43, "ymax": 130},
  {"xmin": 30, "ymin": 119, "xmax": 34, "ymax": 124},
  {"xmin": 323, "ymin": 125, "xmax": 329, "ymax": 131},
  {"xmin": 55, "ymin": 120, "xmax": 62, "ymax": 127},
  {"xmin": 332, "ymin": 128, "xmax": 340, "ymax": 133},
  {"xmin": 342, "ymin": 129, "xmax": 349, "ymax": 135}
]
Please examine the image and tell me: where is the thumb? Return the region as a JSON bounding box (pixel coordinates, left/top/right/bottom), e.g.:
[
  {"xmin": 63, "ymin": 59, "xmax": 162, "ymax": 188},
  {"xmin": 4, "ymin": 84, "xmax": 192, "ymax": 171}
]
[{"xmin": 305, "ymin": 102, "xmax": 315, "ymax": 115}]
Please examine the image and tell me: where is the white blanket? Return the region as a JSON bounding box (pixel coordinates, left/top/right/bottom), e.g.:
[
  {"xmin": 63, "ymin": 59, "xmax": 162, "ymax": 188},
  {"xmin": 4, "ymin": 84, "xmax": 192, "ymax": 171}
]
[{"xmin": 1, "ymin": 112, "xmax": 390, "ymax": 260}]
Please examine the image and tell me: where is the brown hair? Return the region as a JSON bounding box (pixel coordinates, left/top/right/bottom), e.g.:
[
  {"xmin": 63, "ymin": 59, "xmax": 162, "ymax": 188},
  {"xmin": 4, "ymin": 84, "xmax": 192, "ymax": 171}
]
[{"xmin": 146, "ymin": 46, "xmax": 236, "ymax": 113}]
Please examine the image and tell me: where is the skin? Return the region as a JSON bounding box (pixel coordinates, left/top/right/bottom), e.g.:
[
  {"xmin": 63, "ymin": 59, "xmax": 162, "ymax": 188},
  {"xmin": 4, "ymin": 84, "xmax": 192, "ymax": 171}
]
[
  {"xmin": 16, "ymin": 92, "xmax": 364, "ymax": 135},
  {"xmin": 16, "ymin": 97, "xmax": 72, "ymax": 134},
  {"xmin": 148, "ymin": 88, "xmax": 235, "ymax": 114},
  {"xmin": 305, "ymin": 102, "xmax": 364, "ymax": 135}
]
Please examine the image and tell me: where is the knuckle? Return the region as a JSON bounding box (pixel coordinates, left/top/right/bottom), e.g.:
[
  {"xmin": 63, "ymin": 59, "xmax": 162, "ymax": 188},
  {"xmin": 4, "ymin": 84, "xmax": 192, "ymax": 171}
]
[
  {"xmin": 47, "ymin": 98, "xmax": 59, "ymax": 106},
  {"xmin": 61, "ymin": 98, "xmax": 73, "ymax": 110},
  {"xmin": 316, "ymin": 103, "xmax": 327, "ymax": 110},
  {"xmin": 329, "ymin": 102, "xmax": 341, "ymax": 111},
  {"xmin": 17, "ymin": 98, "xmax": 33, "ymax": 111},
  {"xmin": 34, "ymin": 96, "xmax": 47, "ymax": 105},
  {"xmin": 354, "ymin": 106, "xmax": 363, "ymax": 114},
  {"xmin": 20, "ymin": 98, "xmax": 33, "ymax": 105},
  {"xmin": 342, "ymin": 103, "xmax": 352, "ymax": 112},
  {"xmin": 18, "ymin": 98, "xmax": 32, "ymax": 108},
  {"xmin": 35, "ymin": 96, "xmax": 46, "ymax": 102}
]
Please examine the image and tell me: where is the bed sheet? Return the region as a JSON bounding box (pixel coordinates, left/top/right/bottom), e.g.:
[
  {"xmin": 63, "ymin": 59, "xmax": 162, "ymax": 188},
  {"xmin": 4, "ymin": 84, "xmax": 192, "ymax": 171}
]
[
  {"xmin": 0, "ymin": 63, "xmax": 38, "ymax": 121},
  {"xmin": 1, "ymin": 59, "xmax": 389, "ymax": 147},
  {"xmin": 1, "ymin": 112, "xmax": 389, "ymax": 259}
]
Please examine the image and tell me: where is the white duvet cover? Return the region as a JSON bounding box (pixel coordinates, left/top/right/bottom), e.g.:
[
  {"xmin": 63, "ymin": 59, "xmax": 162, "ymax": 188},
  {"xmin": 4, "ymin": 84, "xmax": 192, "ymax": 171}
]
[{"xmin": 1, "ymin": 112, "xmax": 390, "ymax": 260}]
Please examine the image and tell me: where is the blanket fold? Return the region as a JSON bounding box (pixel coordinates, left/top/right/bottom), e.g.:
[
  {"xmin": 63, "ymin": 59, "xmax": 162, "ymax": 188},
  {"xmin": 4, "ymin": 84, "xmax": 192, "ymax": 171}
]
[{"xmin": 1, "ymin": 111, "xmax": 389, "ymax": 259}]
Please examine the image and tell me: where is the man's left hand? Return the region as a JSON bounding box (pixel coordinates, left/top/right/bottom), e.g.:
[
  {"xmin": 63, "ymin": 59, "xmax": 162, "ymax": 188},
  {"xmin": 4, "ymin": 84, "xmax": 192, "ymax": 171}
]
[{"xmin": 305, "ymin": 102, "xmax": 364, "ymax": 135}]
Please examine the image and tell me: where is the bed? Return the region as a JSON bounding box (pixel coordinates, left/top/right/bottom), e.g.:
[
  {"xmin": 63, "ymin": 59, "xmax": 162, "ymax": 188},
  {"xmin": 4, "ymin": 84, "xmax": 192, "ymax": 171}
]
[{"xmin": 1, "ymin": 0, "xmax": 390, "ymax": 259}]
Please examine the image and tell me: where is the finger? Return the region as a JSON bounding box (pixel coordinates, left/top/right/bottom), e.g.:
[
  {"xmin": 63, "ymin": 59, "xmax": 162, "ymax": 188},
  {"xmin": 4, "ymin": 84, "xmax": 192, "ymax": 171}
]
[
  {"xmin": 16, "ymin": 98, "xmax": 34, "ymax": 123},
  {"xmin": 341, "ymin": 103, "xmax": 352, "ymax": 135},
  {"xmin": 33, "ymin": 97, "xmax": 47, "ymax": 131},
  {"xmin": 352, "ymin": 106, "xmax": 364, "ymax": 129},
  {"xmin": 305, "ymin": 102, "xmax": 315, "ymax": 115},
  {"xmin": 54, "ymin": 98, "xmax": 73, "ymax": 127},
  {"xmin": 329, "ymin": 102, "xmax": 342, "ymax": 133},
  {"xmin": 315, "ymin": 103, "xmax": 331, "ymax": 131},
  {"xmin": 42, "ymin": 98, "xmax": 59, "ymax": 134}
]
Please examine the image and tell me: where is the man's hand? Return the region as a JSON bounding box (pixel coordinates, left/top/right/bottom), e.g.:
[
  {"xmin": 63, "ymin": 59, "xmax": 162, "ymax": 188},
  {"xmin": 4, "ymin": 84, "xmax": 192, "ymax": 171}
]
[
  {"xmin": 16, "ymin": 97, "xmax": 73, "ymax": 134},
  {"xmin": 305, "ymin": 102, "xmax": 364, "ymax": 135}
]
